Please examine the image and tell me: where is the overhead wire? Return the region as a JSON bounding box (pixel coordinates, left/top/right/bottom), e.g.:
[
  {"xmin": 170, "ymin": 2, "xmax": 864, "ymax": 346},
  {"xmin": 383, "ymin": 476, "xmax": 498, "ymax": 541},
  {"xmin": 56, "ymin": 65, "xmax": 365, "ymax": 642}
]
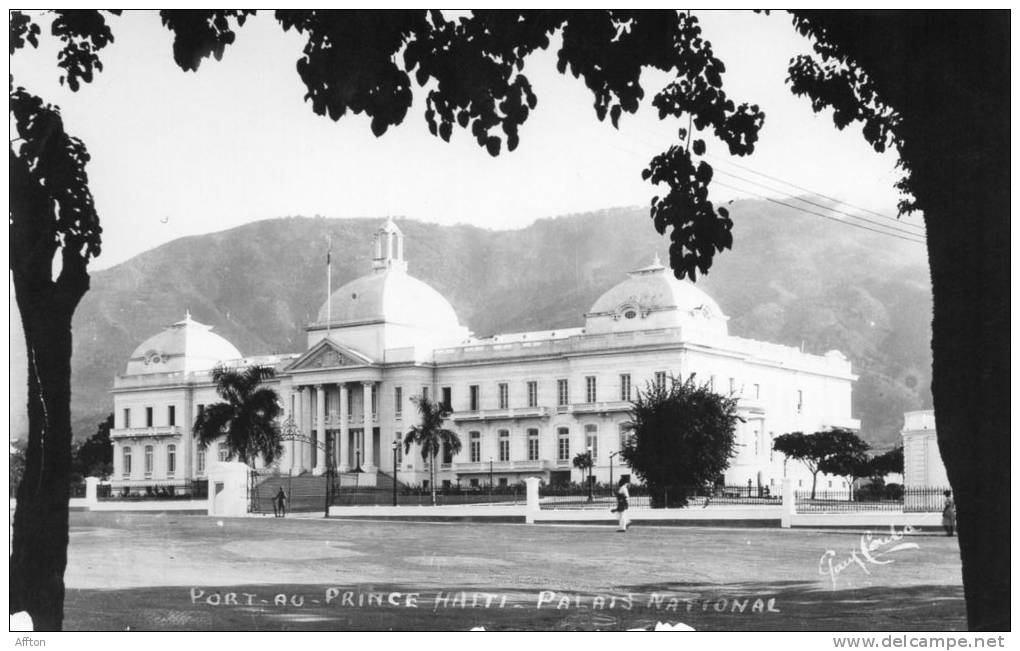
[
  {"xmin": 590, "ymin": 120, "xmax": 927, "ymax": 243},
  {"xmin": 709, "ymin": 179, "xmax": 927, "ymax": 245}
]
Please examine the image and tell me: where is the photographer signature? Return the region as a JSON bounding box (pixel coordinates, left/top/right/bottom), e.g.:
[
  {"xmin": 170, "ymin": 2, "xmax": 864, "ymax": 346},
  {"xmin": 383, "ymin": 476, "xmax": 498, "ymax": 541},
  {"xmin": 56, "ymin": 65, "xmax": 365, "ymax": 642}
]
[{"xmin": 819, "ymin": 524, "xmax": 920, "ymax": 588}]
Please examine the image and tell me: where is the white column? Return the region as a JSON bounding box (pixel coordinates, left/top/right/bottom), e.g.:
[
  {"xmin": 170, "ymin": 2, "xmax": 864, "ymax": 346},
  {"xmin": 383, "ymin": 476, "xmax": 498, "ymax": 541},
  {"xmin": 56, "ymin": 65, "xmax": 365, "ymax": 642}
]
[
  {"xmin": 303, "ymin": 386, "xmax": 314, "ymax": 471},
  {"xmin": 283, "ymin": 389, "xmax": 294, "ymax": 474},
  {"xmin": 291, "ymin": 388, "xmax": 306, "ymax": 475},
  {"xmin": 314, "ymin": 384, "xmax": 327, "ymax": 475},
  {"xmin": 339, "ymin": 383, "xmax": 349, "ymax": 471},
  {"xmin": 362, "ymin": 381, "xmax": 375, "ymax": 469}
]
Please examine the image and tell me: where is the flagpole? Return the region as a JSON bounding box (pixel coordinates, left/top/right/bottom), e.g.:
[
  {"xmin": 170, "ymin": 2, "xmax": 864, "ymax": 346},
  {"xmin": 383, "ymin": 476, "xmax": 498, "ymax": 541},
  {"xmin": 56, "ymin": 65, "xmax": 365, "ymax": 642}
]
[{"xmin": 326, "ymin": 234, "xmax": 332, "ymax": 341}]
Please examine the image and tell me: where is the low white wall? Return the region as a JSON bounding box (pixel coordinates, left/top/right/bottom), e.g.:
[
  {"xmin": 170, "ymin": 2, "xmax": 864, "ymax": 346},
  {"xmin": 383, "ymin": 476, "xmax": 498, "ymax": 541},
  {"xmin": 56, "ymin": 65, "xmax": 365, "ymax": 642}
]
[
  {"xmin": 89, "ymin": 500, "xmax": 208, "ymax": 512},
  {"xmin": 537, "ymin": 505, "xmax": 782, "ymax": 523},
  {"xmin": 329, "ymin": 505, "xmax": 525, "ymax": 519},
  {"xmin": 790, "ymin": 511, "xmax": 941, "ymax": 528}
]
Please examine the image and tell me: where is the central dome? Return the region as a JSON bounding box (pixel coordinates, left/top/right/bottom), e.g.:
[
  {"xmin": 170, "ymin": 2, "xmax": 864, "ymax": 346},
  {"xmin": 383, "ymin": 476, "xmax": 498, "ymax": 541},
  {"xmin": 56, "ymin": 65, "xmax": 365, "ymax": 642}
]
[
  {"xmin": 316, "ymin": 269, "xmax": 461, "ymax": 330},
  {"xmin": 315, "ymin": 218, "xmax": 463, "ymax": 333}
]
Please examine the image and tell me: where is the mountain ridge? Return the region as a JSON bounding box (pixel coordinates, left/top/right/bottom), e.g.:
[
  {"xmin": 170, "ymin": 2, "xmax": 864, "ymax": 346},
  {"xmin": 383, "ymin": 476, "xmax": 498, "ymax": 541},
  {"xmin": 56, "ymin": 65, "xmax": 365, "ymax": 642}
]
[{"xmin": 14, "ymin": 199, "xmax": 932, "ymax": 449}]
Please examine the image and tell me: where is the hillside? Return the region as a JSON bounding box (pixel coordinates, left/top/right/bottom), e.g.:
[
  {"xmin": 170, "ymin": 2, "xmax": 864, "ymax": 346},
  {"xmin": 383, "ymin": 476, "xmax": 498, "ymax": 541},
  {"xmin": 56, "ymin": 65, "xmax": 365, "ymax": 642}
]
[{"xmin": 24, "ymin": 199, "xmax": 931, "ymax": 448}]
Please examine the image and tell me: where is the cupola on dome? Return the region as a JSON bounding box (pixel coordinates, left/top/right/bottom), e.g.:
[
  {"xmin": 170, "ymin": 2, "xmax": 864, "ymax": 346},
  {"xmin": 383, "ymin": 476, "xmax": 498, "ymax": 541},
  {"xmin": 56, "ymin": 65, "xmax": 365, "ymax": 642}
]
[
  {"xmin": 125, "ymin": 312, "xmax": 242, "ymax": 375},
  {"xmin": 314, "ymin": 218, "xmax": 463, "ymax": 333}
]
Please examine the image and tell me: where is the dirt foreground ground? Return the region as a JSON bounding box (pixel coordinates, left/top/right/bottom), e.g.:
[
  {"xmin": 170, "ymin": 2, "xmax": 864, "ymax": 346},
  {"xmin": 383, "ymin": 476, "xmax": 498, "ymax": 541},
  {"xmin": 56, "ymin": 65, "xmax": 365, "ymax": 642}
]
[{"xmin": 62, "ymin": 511, "xmax": 965, "ymax": 631}]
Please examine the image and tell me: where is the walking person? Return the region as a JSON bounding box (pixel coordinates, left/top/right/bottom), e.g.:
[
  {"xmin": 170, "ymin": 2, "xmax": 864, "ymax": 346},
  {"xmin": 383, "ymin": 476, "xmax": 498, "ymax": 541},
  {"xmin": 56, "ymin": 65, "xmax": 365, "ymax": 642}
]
[
  {"xmin": 275, "ymin": 487, "xmax": 288, "ymax": 518},
  {"xmin": 615, "ymin": 477, "xmax": 630, "ymax": 532},
  {"xmin": 942, "ymin": 489, "xmax": 956, "ymax": 536}
]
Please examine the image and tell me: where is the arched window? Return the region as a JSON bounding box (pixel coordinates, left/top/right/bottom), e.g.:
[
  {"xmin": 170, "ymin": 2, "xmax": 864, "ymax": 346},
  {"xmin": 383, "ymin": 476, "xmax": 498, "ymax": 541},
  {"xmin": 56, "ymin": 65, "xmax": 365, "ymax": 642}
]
[
  {"xmin": 167, "ymin": 444, "xmax": 176, "ymax": 475},
  {"xmin": 122, "ymin": 447, "xmax": 132, "ymax": 477},
  {"xmin": 144, "ymin": 445, "xmax": 154, "ymax": 476}
]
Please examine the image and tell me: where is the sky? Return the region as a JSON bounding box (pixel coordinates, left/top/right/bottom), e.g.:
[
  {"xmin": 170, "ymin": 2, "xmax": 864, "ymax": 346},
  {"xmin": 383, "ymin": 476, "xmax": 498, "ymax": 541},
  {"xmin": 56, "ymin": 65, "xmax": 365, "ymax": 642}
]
[{"xmin": 9, "ymin": 9, "xmax": 922, "ymax": 271}]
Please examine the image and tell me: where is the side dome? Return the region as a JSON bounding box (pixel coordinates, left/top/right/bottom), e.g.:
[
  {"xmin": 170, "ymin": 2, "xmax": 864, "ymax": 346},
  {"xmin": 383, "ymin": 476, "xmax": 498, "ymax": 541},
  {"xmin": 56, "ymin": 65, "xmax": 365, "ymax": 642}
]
[
  {"xmin": 585, "ymin": 256, "xmax": 728, "ymax": 336},
  {"xmin": 125, "ymin": 313, "xmax": 242, "ymax": 375},
  {"xmin": 316, "ymin": 270, "xmax": 462, "ymax": 332}
]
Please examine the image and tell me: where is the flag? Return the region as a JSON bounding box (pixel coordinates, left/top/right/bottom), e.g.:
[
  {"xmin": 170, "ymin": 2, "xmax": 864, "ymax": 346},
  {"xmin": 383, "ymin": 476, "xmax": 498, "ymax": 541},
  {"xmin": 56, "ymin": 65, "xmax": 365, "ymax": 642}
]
[{"xmin": 326, "ymin": 236, "xmax": 332, "ymax": 265}]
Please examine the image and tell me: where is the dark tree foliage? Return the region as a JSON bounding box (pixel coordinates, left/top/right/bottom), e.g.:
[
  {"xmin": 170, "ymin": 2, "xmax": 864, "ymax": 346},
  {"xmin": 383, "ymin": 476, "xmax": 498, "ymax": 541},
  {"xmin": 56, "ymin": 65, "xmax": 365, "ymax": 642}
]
[
  {"xmin": 785, "ymin": 11, "xmax": 1009, "ymax": 629},
  {"xmin": 192, "ymin": 366, "xmax": 284, "ymax": 467},
  {"xmin": 71, "ymin": 413, "xmax": 114, "ymax": 479},
  {"xmin": 9, "ymin": 9, "xmax": 122, "ymax": 630},
  {"xmin": 818, "ymin": 446, "xmax": 873, "ymax": 499},
  {"xmin": 773, "ymin": 428, "xmax": 868, "ymax": 499},
  {"xmin": 621, "ymin": 375, "xmax": 738, "ymax": 508},
  {"xmin": 403, "ymin": 395, "xmax": 461, "ymax": 507},
  {"xmin": 868, "ymin": 445, "xmax": 904, "ymax": 480},
  {"xmin": 571, "ymin": 450, "xmax": 594, "ymax": 485}
]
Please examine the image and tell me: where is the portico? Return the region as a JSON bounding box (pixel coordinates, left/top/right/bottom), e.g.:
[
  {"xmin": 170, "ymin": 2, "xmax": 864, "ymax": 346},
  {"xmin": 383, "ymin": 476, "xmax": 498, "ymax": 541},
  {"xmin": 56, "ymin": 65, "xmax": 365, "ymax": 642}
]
[{"xmin": 284, "ymin": 362, "xmax": 384, "ymax": 477}]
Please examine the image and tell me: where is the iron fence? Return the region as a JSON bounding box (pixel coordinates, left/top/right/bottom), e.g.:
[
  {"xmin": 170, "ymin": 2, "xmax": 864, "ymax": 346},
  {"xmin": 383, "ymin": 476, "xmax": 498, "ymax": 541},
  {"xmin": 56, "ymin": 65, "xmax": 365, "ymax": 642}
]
[
  {"xmin": 69, "ymin": 483, "xmax": 87, "ymax": 498},
  {"xmin": 795, "ymin": 486, "xmax": 949, "ymax": 513},
  {"xmin": 539, "ymin": 484, "xmax": 651, "ymax": 510},
  {"xmin": 537, "ymin": 483, "xmax": 780, "ymax": 510},
  {"xmin": 97, "ymin": 480, "xmax": 208, "ymax": 501},
  {"xmin": 332, "ymin": 485, "xmax": 524, "ymax": 507}
]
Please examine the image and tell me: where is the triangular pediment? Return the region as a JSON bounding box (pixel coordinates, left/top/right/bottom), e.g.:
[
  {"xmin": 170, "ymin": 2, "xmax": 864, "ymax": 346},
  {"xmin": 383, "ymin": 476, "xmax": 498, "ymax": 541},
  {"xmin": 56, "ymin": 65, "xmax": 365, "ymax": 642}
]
[{"xmin": 286, "ymin": 339, "xmax": 374, "ymax": 371}]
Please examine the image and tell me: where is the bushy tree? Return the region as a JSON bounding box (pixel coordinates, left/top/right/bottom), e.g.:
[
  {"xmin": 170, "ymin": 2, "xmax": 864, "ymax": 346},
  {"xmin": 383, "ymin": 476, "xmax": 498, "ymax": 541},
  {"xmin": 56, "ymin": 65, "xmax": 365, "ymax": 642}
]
[
  {"xmin": 773, "ymin": 428, "xmax": 869, "ymax": 499},
  {"xmin": 72, "ymin": 414, "xmax": 114, "ymax": 479},
  {"xmin": 192, "ymin": 365, "xmax": 283, "ymax": 467},
  {"xmin": 818, "ymin": 446, "xmax": 872, "ymax": 500},
  {"xmin": 621, "ymin": 375, "xmax": 738, "ymax": 508},
  {"xmin": 869, "ymin": 445, "xmax": 904, "ymax": 480}
]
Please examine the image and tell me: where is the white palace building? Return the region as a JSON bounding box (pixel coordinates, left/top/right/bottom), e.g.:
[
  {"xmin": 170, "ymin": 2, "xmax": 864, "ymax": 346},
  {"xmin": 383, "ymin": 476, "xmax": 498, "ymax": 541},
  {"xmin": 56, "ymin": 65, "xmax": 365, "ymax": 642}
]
[{"xmin": 110, "ymin": 219, "xmax": 860, "ymax": 493}]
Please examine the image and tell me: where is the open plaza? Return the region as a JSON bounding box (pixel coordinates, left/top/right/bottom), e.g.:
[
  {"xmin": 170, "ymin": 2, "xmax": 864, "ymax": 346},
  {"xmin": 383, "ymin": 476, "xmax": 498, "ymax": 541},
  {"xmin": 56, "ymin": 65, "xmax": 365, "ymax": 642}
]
[{"xmin": 61, "ymin": 511, "xmax": 964, "ymax": 632}]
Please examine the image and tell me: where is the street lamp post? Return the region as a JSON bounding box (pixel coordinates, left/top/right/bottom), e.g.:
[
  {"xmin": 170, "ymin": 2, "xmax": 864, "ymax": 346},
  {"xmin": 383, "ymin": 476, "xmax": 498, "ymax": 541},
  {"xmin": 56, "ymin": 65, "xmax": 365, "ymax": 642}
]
[
  {"xmin": 609, "ymin": 451, "xmax": 620, "ymax": 490},
  {"xmin": 488, "ymin": 458, "xmax": 493, "ymax": 497},
  {"xmin": 391, "ymin": 440, "xmax": 399, "ymax": 507},
  {"xmin": 586, "ymin": 446, "xmax": 594, "ymax": 503}
]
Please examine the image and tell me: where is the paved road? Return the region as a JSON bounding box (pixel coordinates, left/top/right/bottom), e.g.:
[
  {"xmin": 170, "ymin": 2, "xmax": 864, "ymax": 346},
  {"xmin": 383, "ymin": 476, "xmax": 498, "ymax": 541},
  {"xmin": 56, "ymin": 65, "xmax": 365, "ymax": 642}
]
[{"xmin": 63, "ymin": 511, "xmax": 965, "ymax": 631}]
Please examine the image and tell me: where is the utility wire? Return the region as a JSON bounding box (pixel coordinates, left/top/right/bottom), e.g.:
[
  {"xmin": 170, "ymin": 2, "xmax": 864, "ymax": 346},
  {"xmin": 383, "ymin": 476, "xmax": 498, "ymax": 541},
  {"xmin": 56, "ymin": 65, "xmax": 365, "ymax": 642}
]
[
  {"xmin": 711, "ymin": 167, "xmax": 926, "ymax": 238},
  {"xmin": 710, "ymin": 179, "xmax": 927, "ymax": 245},
  {"xmin": 705, "ymin": 151, "xmax": 912, "ymax": 226},
  {"xmin": 621, "ymin": 125, "xmax": 924, "ymax": 233}
]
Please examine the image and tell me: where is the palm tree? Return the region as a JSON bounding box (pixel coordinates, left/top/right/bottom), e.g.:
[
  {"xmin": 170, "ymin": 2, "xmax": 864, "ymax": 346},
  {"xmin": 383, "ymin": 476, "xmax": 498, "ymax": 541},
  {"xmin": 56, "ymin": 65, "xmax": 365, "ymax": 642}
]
[
  {"xmin": 403, "ymin": 395, "xmax": 461, "ymax": 506},
  {"xmin": 573, "ymin": 450, "xmax": 595, "ymax": 501},
  {"xmin": 193, "ymin": 365, "xmax": 283, "ymax": 467}
]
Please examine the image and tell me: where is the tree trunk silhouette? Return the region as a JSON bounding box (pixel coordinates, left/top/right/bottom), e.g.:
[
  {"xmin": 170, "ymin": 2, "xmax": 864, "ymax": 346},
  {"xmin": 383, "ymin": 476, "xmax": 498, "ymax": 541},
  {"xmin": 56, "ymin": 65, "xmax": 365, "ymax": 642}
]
[
  {"xmin": 928, "ymin": 193, "xmax": 1009, "ymax": 631},
  {"xmin": 10, "ymin": 147, "xmax": 92, "ymax": 631},
  {"xmin": 9, "ymin": 273, "xmax": 88, "ymax": 631}
]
